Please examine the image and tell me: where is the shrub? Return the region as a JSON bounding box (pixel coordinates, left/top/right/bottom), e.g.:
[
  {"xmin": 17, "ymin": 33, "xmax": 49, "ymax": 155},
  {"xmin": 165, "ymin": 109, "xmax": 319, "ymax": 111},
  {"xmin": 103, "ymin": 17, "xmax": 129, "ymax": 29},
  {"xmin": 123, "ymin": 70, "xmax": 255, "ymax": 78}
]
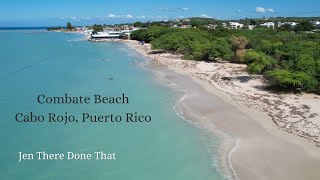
[
  {"xmin": 268, "ymin": 69, "xmax": 319, "ymax": 91},
  {"xmin": 243, "ymin": 50, "xmax": 276, "ymax": 74}
]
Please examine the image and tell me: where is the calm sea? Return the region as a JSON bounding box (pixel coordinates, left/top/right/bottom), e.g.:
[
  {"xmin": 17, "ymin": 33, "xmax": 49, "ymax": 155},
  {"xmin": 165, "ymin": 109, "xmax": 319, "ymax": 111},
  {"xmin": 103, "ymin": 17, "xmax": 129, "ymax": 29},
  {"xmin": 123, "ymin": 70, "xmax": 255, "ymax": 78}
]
[{"xmin": 0, "ymin": 30, "xmax": 227, "ymax": 180}]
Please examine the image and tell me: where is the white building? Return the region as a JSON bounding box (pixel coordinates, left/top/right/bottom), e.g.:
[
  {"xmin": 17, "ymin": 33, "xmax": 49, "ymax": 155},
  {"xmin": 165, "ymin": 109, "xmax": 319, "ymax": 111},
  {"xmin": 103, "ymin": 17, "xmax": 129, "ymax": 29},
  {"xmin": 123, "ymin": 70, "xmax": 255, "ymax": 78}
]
[
  {"xmin": 91, "ymin": 31, "xmax": 123, "ymax": 39},
  {"xmin": 247, "ymin": 25, "xmax": 255, "ymax": 30},
  {"xmin": 180, "ymin": 25, "xmax": 192, "ymax": 29},
  {"xmin": 91, "ymin": 28, "xmax": 140, "ymax": 40},
  {"xmin": 282, "ymin": 22, "xmax": 298, "ymax": 26},
  {"xmin": 260, "ymin": 22, "xmax": 275, "ymax": 29},
  {"xmin": 84, "ymin": 29, "xmax": 93, "ymax": 35},
  {"xmin": 229, "ymin": 22, "xmax": 244, "ymax": 29},
  {"xmin": 222, "ymin": 23, "xmax": 227, "ymax": 28},
  {"xmin": 310, "ymin": 21, "xmax": 320, "ymax": 26},
  {"xmin": 206, "ymin": 24, "xmax": 217, "ymax": 29}
]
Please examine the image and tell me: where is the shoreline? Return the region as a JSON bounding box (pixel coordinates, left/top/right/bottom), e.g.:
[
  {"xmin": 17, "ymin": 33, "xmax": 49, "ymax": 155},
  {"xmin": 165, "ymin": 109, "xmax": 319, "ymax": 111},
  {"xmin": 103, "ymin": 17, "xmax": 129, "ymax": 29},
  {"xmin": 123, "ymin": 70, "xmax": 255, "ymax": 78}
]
[
  {"xmin": 123, "ymin": 39, "xmax": 320, "ymax": 180},
  {"xmin": 140, "ymin": 60, "xmax": 238, "ymax": 179},
  {"xmin": 123, "ymin": 39, "xmax": 320, "ymax": 146}
]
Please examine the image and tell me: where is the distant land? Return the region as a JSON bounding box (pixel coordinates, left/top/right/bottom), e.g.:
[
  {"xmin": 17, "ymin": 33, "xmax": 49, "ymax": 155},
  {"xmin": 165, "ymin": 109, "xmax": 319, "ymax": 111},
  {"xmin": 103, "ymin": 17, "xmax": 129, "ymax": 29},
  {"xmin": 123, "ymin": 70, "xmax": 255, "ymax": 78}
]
[
  {"xmin": 2, "ymin": 16, "xmax": 320, "ymax": 28},
  {"xmin": 0, "ymin": 27, "xmax": 48, "ymax": 30}
]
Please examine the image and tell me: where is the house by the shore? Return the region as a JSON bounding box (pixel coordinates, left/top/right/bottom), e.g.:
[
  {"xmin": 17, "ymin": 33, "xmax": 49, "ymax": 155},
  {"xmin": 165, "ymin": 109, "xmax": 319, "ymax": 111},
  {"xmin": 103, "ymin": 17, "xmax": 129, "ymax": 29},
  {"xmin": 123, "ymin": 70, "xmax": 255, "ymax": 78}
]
[
  {"xmin": 229, "ymin": 22, "xmax": 244, "ymax": 29},
  {"xmin": 260, "ymin": 22, "xmax": 275, "ymax": 28},
  {"xmin": 90, "ymin": 28, "xmax": 140, "ymax": 41}
]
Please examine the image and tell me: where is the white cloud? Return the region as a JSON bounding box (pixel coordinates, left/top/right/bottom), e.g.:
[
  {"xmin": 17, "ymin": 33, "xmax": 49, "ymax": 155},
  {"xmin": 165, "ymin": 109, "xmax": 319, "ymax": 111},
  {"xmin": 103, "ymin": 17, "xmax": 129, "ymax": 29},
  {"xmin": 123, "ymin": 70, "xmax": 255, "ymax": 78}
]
[
  {"xmin": 108, "ymin": 13, "xmax": 117, "ymax": 18},
  {"xmin": 70, "ymin": 17, "xmax": 82, "ymax": 21},
  {"xmin": 136, "ymin": 15, "xmax": 146, "ymax": 19},
  {"xmin": 267, "ymin": 8, "xmax": 274, "ymax": 13},
  {"xmin": 256, "ymin": 7, "xmax": 274, "ymax": 13},
  {"xmin": 126, "ymin": 14, "xmax": 134, "ymax": 19},
  {"xmin": 160, "ymin": 7, "xmax": 190, "ymax": 11},
  {"xmin": 256, "ymin": 7, "xmax": 266, "ymax": 13},
  {"xmin": 200, "ymin": 14, "xmax": 212, "ymax": 18},
  {"xmin": 107, "ymin": 13, "xmax": 134, "ymax": 19},
  {"xmin": 61, "ymin": 16, "xmax": 93, "ymax": 22}
]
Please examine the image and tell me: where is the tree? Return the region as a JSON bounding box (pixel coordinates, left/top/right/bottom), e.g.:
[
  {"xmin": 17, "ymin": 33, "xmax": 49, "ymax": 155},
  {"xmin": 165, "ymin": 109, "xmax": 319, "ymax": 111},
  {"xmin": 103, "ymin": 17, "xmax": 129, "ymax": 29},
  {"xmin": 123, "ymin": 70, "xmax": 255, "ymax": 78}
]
[
  {"xmin": 254, "ymin": 40, "xmax": 283, "ymax": 56},
  {"xmin": 66, "ymin": 22, "xmax": 74, "ymax": 30},
  {"xmin": 231, "ymin": 36, "xmax": 249, "ymax": 50},
  {"xmin": 294, "ymin": 21, "xmax": 314, "ymax": 32},
  {"xmin": 268, "ymin": 69, "xmax": 318, "ymax": 91},
  {"xmin": 129, "ymin": 23, "xmax": 320, "ymax": 92},
  {"xmin": 315, "ymin": 61, "xmax": 320, "ymax": 90},
  {"xmin": 231, "ymin": 36, "xmax": 249, "ymax": 62},
  {"xmin": 243, "ymin": 50, "xmax": 276, "ymax": 74},
  {"xmin": 208, "ymin": 38, "xmax": 233, "ymax": 61},
  {"xmin": 92, "ymin": 24, "xmax": 104, "ymax": 34},
  {"xmin": 134, "ymin": 21, "xmax": 144, "ymax": 27},
  {"xmin": 295, "ymin": 54, "xmax": 316, "ymax": 75},
  {"xmin": 151, "ymin": 28, "xmax": 214, "ymax": 60},
  {"xmin": 131, "ymin": 26, "xmax": 174, "ymax": 43},
  {"xmin": 279, "ymin": 24, "xmax": 292, "ymax": 31},
  {"xmin": 250, "ymin": 20, "xmax": 257, "ymax": 26}
]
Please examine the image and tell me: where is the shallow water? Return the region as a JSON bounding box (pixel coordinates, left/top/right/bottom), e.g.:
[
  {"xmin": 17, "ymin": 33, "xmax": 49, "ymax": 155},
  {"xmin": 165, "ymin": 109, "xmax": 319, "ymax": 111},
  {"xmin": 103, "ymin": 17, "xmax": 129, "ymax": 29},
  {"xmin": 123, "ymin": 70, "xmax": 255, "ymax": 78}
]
[{"xmin": 0, "ymin": 31, "xmax": 227, "ymax": 180}]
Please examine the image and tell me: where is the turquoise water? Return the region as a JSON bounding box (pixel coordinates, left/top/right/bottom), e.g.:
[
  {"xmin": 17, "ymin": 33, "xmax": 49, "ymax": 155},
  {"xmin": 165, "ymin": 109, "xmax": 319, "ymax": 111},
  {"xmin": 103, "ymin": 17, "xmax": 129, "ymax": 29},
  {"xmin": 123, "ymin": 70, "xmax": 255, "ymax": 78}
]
[{"xmin": 0, "ymin": 30, "xmax": 226, "ymax": 180}]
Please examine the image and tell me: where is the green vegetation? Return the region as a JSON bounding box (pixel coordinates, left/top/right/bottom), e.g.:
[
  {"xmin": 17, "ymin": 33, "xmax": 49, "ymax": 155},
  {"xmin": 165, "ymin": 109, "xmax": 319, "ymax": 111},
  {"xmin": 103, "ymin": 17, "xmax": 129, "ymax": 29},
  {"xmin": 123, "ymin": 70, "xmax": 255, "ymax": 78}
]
[
  {"xmin": 47, "ymin": 26, "xmax": 63, "ymax": 31},
  {"xmin": 131, "ymin": 26, "xmax": 177, "ymax": 43},
  {"xmin": 294, "ymin": 21, "xmax": 315, "ymax": 32},
  {"xmin": 133, "ymin": 21, "xmax": 145, "ymax": 28},
  {"xmin": 131, "ymin": 25, "xmax": 320, "ymax": 93},
  {"xmin": 47, "ymin": 22, "xmax": 74, "ymax": 31},
  {"xmin": 92, "ymin": 24, "xmax": 104, "ymax": 34},
  {"xmin": 243, "ymin": 50, "xmax": 276, "ymax": 74},
  {"xmin": 66, "ymin": 22, "xmax": 74, "ymax": 30},
  {"xmin": 151, "ymin": 28, "xmax": 214, "ymax": 60}
]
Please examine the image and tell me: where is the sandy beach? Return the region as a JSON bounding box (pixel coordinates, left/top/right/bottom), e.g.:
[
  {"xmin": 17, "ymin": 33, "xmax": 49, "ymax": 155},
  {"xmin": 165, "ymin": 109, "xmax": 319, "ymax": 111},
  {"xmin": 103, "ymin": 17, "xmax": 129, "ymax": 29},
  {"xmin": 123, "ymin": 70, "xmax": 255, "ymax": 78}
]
[{"xmin": 123, "ymin": 40, "xmax": 320, "ymax": 180}]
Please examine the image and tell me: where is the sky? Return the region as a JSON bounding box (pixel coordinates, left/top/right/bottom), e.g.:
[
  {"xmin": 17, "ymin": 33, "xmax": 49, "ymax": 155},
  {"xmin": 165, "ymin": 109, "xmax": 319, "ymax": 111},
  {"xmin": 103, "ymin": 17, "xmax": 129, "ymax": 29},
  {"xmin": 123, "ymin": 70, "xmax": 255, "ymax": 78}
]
[{"xmin": 0, "ymin": 0, "xmax": 320, "ymax": 27}]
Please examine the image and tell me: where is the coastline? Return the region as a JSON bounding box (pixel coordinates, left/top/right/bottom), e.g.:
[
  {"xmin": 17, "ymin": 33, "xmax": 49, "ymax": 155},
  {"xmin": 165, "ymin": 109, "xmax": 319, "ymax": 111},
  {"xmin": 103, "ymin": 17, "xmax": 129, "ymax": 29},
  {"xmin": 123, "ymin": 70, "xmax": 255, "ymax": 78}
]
[{"xmin": 123, "ymin": 39, "xmax": 320, "ymax": 180}]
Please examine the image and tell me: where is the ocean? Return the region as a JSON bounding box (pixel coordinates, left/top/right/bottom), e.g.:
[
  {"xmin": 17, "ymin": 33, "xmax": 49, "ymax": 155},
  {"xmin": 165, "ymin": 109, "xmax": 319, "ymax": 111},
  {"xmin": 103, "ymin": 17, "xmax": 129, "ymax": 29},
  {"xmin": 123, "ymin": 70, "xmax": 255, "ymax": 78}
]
[{"xmin": 0, "ymin": 30, "xmax": 227, "ymax": 180}]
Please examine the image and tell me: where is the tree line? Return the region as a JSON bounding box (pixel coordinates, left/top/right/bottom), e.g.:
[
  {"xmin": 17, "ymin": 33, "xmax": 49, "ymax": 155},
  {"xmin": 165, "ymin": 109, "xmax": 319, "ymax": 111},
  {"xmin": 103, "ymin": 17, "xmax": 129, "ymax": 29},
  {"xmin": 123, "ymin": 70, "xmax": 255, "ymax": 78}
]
[{"xmin": 131, "ymin": 26, "xmax": 320, "ymax": 93}]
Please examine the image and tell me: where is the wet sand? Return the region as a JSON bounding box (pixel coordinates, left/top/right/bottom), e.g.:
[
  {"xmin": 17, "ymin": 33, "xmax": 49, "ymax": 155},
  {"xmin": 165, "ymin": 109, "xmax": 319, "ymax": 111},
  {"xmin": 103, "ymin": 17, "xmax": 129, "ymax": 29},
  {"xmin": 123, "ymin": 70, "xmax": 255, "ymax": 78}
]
[{"xmin": 126, "ymin": 41, "xmax": 320, "ymax": 180}]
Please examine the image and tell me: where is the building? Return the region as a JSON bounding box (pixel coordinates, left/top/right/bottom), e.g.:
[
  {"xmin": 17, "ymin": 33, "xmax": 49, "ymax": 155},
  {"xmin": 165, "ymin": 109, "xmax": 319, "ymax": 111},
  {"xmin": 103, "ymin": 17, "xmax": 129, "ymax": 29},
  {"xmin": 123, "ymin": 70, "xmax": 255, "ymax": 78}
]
[
  {"xmin": 247, "ymin": 25, "xmax": 255, "ymax": 30},
  {"xmin": 222, "ymin": 23, "xmax": 227, "ymax": 28},
  {"xmin": 260, "ymin": 22, "xmax": 275, "ymax": 29},
  {"xmin": 310, "ymin": 21, "xmax": 320, "ymax": 26},
  {"xmin": 276, "ymin": 22, "xmax": 299, "ymax": 29},
  {"xmin": 229, "ymin": 22, "xmax": 244, "ymax": 29},
  {"xmin": 91, "ymin": 31, "xmax": 123, "ymax": 40},
  {"xmin": 173, "ymin": 19, "xmax": 180, "ymax": 22},
  {"xmin": 180, "ymin": 25, "xmax": 192, "ymax": 28},
  {"xmin": 277, "ymin": 22, "xmax": 283, "ymax": 28},
  {"xmin": 121, "ymin": 28, "xmax": 140, "ymax": 38},
  {"xmin": 282, "ymin": 22, "xmax": 298, "ymax": 27},
  {"xmin": 83, "ymin": 29, "xmax": 93, "ymax": 35},
  {"xmin": 91, "ymin": 28, "xmax": 140, "ymax": 40},
  {"xmin": 206, "ymin": 24, "xmax": 217, "ymax": 29}
]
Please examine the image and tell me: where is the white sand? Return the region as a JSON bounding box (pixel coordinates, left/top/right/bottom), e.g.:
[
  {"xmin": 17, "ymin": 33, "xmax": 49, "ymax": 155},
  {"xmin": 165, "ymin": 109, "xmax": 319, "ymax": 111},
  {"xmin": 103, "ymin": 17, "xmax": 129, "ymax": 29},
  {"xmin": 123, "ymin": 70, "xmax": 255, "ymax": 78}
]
[{"xmin": 124, "ymin": 40, "xmax": 320, "ymax": 180}]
